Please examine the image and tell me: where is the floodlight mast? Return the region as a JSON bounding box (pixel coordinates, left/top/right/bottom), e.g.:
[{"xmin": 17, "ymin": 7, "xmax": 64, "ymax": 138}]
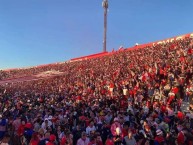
[{"xmin": 102, "ymin": 0, "xmax": 108, "ymax": 52}]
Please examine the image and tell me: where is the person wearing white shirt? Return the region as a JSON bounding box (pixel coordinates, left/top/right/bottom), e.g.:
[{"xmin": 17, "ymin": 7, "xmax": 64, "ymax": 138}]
[
  {"xmin": 77, "ymin": 131, "xmax": 90, "ymax": 145},
  {"xmin": 86, "ymin": 121, "xmax": 96, "ymax": 136},
  {"xmin": 41, "ymin": 118, "xmax": 52, "ymax": 133}
]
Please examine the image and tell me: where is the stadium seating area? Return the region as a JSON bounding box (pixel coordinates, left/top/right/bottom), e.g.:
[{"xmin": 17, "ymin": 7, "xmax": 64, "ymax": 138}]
[{"xmin": 0, "ymin": 35, "xmax": 193, "ymax": 145}]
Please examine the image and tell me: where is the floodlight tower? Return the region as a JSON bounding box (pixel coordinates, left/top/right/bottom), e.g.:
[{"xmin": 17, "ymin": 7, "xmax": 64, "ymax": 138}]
[{"xmin": 102, "ymin": 0, "xmax": 108, "ymax": 52}]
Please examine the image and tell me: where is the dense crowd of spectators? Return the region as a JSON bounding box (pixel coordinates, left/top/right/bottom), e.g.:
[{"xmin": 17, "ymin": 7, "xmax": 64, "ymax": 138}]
[
  {"xmin": 0, "ymin": 70, "xmax": 8, "ymax": 81},
  {"xmin": 0, "ymin": 37, "xmax": 193, "ymax": 145},
  {"xmin": 0, "ymin": 62, "xmax": 69, "ymax": 80}
]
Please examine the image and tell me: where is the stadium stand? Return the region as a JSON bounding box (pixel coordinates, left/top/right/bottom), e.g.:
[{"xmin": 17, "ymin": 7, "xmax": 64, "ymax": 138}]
[{"xmin": 0, "ymin": 33, "xmax": 193, "ymax": 145}]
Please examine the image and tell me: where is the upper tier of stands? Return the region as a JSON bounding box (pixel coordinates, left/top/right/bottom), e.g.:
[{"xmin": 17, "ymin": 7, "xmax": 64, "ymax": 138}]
[{"xmin": 0, "ymin": 32, "xmax": 193, "ymax": 82}]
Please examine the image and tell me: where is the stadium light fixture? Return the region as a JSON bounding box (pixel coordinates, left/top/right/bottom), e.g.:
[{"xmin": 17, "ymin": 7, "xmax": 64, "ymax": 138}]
[{"xmin": 102, "ymin": 0, "xmax": 108, "ymax": 52}]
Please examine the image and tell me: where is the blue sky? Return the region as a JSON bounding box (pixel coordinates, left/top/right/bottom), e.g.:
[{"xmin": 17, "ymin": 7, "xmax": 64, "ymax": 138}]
[{"xmin": 0, "ymin": 0, "xmax": 192, "ymax": 70}]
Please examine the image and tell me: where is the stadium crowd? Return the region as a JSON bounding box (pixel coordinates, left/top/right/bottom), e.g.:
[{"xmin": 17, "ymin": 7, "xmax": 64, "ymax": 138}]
[{"xmin": 0, "ymin": 37, "xmax": 193, "ymax": 145}]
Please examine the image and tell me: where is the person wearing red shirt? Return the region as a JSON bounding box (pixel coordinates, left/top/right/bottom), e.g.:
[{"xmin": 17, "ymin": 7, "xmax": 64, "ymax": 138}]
[
  {"xmin": 122, "ymin": 123, "xmax": 129, "ymax": 138},
  {"xmin": 60, "ymin": 136, "xmax": 67, "ymax": 145},
  {"xmin": 160, "ymin": 105, "xmax": 166, "ymax": 113},
  {"xmin": 60, "ymin": 132, "xmax": 73, "ymax": 145},
  {"xmin": 177, "ymin": 130, "xmax": 186, "ymax": 145},
  {"xmin": 172, "ymin": 87, "xmax": 179, "ymax": 94},
  {"xmin": 76, "ymin": 96, "xmax": 82, "ymax": 103},
  {"xmin": 154, "ymin": 130, "xmax": 165, "ymax": 145},
  {"xmin": 177, "ymin": 111, "xmax": 185, "ymax": 121},
  {"xmin": 46, "ymin": 134, "xmax": 56, "ymax": 145},
  {"xmin": 96, "ymin": 135, "xmax": 103, "ymax": 145},
  {"xmin": 30, "ymin": 132, "xmax": 40, "ymax": 145},
  {"xmin": 17, "ymin": 121, "xmax": 26, "ymax": 137},
  {"xmin": 188, "ymin": 48, "xmax": 193, "ymax": 54},
  {"xmin": 105, "ymin": 135, "xmax": 114, "ymax": 145},
  {"xmin": 88, "ymin": 136, "xmax": 96, "ymax": 145}
]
